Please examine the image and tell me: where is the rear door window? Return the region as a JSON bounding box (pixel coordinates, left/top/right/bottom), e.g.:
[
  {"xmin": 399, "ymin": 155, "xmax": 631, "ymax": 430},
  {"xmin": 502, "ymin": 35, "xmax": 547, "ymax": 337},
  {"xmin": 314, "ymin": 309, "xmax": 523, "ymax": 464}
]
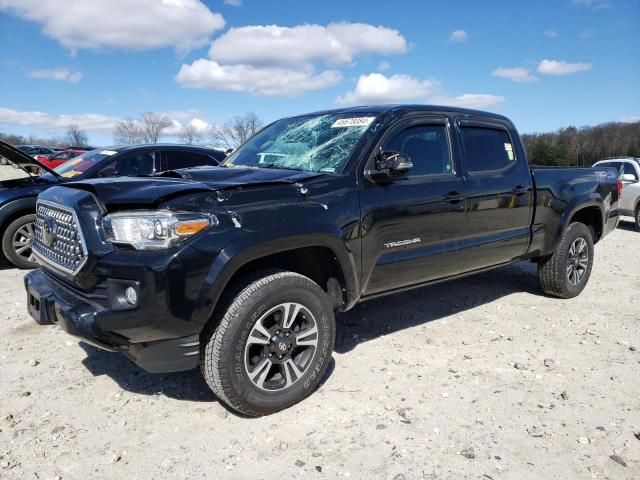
[
  {"xmin": 99, "ymin": 152, "xmax": 156, "ymax": 177},
  {"xmin": 165, "ymin": 151, "xmax": 215, "ymax": 170},
  {"xmin": 461, "ymin": 126, "xmax": 516, "ymax": 173}
]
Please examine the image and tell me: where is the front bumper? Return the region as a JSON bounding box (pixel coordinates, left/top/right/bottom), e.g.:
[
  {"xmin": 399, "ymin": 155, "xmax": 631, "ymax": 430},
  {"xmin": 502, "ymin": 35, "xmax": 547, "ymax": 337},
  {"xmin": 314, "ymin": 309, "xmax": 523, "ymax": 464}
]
[{"xmin": 24, "ymin": 268, "xmax": 200, "ymax": 373}]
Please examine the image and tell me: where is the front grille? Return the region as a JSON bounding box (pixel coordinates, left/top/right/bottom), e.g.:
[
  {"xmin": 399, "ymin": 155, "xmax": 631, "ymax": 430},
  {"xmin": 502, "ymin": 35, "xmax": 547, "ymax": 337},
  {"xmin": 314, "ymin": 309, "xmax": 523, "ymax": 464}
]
[{"xmin": 33, "ymin": 201, "xmax": 87, "ymax": 275}]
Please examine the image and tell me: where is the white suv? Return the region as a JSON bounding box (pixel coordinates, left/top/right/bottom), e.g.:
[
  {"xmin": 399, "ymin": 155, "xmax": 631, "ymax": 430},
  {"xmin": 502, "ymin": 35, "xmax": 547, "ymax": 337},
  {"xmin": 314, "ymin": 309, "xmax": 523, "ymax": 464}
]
[{"xmin": 593, "ymin": 157, "xmax": 640, "ymax": 229}]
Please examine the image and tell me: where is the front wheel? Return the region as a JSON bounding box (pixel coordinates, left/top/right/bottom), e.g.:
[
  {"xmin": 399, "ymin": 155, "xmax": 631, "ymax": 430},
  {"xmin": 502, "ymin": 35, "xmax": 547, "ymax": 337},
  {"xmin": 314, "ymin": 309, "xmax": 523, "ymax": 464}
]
[
  {"xmin": 635, "ymin": 205, "xmax": 640, "ymax": 231},
  {"xmin": 2, "ymin": 214, "xmax": 38, "ymax": 269},
  {"xmin": 201, "ymin": 271, "xmax": 335, "ymax": 416},
  {"xmin": 538, "ymin": 222, "xmax": 594, "ymax": 298}
]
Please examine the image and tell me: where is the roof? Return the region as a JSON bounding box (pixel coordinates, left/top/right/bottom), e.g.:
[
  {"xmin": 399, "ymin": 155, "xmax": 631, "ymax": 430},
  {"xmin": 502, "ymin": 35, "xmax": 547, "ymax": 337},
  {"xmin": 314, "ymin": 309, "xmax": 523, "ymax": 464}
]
[
  {"xmin": 99, "ymin": 143, "xmax": 224, "ymax": 153},
  {"xmin": 286, "ymin": 104, "xmax": 511, "ymax": 122}
]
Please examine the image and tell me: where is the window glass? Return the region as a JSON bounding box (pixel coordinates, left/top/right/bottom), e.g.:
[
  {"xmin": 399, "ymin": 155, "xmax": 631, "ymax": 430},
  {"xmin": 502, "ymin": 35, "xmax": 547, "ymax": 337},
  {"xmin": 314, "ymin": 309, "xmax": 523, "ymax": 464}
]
[
  {"xmin": 99, "ymin": 152, "xmax": 156, "ymax": 178},
  {"xmin": 384, "ymin": 125, "xmax": 452, "ymax": 176},
  {"xmin": 165, "ymin": 151, "xmax": 213, "ymax": 170},
  {"xmin": 623, "ymin": 163, "xmax": 638, "ymax": 180},
  {"xmin": 461, "ymin": 126, "xmax": 515, "ymax": 172},
  {"xmin": 224, "ymin": 113, "xmax": 374, "ymax": 173}
]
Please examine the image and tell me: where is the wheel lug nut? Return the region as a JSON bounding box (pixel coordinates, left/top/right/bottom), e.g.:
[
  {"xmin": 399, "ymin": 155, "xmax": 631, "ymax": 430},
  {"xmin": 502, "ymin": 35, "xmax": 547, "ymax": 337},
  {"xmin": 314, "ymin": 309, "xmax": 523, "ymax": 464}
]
[
  {"xmin": 278, "ymin": 355, "xmax": 283, "ymax": 359},
  {"xmin": 276, "ymin": 330, "xmax": 280, "ymax": 335},
  {"xmin": 269, "ymin": 353, "xmax": 273, "ymax": 357},
  {"xmin": 285, "ymin": 332, "xmax": 289, "ymax": 337}
]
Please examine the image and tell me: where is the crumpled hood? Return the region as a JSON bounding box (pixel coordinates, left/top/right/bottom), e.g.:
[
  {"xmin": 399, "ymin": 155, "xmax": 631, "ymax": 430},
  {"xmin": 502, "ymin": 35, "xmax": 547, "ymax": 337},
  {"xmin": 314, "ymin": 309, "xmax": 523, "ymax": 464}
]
[
  {"xmin": 60, "ymin": 166, "xmax": 321, "ymax": 207},
  {"xmin": 0, "ymin": 141, "xmax": 59, "ymax": 177},
  {"xmin": 162, "ymin": 165, "xmax": 323, "ymax": 187}
]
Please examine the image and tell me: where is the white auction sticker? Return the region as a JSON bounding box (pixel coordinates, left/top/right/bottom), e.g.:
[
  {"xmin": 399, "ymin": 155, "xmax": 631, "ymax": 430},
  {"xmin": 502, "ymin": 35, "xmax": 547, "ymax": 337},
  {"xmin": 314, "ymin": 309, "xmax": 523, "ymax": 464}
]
[
  {"xmin": 100, "ymin": 150, "xmax": 118, "ymax": 155},
  {"xmin": 331, "ymin": 117, "xmax": 376, "ymax": 128}
]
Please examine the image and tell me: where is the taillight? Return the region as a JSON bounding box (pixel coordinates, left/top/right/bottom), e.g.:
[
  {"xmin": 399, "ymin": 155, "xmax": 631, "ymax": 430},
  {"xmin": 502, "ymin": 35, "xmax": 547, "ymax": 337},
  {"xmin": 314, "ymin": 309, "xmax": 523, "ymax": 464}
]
[{"xmin": 617, "ymin": 178, "xmax": 622, "ymax": 198}]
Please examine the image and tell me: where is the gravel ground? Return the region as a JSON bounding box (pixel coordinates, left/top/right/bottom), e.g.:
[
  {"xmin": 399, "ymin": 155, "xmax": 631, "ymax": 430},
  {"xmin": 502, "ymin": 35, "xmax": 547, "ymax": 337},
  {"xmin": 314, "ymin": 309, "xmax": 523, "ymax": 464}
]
[{"xmin": 0, "ymin": 164, "xmax": 639, "ymax": 479}]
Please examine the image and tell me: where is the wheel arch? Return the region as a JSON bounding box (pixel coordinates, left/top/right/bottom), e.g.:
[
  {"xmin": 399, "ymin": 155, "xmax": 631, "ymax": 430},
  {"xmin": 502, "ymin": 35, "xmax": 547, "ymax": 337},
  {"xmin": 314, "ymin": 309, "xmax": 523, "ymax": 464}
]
[
  {"xmin": 0, "ymin": 197, "xmax": 37, "ymax": 262},
  {"xmin": 196, "ymin": 230, "xmax": 361, "ymax": 331}
]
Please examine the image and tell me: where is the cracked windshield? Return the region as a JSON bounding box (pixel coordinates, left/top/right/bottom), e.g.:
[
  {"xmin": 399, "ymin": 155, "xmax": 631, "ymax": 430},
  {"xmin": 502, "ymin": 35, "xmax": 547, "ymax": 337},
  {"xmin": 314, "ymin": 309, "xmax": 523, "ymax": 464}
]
[{"xmin": 225, "ymin": 113, "xmax": 376, "ymax": 173}]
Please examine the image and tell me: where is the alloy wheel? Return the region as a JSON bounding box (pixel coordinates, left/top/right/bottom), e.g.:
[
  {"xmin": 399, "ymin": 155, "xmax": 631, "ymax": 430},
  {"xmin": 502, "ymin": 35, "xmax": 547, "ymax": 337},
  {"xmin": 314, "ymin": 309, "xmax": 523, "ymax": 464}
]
[
  {"xmin": 566, "ymin": 237, "xmax": 589, "ymax": 286},
  {"xmin": 244, "ymin": 302, "xmax": 319, "ymax": 391},
  {"xmin": 12, "ymin": 222, "xmax": 35, "ymax": 263}
]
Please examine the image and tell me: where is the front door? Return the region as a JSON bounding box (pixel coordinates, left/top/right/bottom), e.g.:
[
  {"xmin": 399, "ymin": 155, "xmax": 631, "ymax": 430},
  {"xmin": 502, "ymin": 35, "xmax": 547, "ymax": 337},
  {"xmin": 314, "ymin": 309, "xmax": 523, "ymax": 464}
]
[{"xmin": 359, "ymin": 116, "xmax": 468, "ymax": 296}]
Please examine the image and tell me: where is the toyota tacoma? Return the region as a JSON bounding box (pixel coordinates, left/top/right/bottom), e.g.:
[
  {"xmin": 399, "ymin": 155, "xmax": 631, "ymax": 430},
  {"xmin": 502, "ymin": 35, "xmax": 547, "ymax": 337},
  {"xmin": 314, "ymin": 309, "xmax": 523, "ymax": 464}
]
[{"xmin": 24, "ymin": 105, "xmax": 620, "ymax": 416}]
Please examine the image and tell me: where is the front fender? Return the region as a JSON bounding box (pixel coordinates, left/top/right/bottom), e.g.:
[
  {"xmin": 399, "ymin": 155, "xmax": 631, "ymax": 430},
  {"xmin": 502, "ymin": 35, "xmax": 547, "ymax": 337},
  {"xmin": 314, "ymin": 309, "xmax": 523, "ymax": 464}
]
[
  {"xmin": 192, "ymin": 224, "xmax": 360, "ymax": 329},
  {"xmin": 0, "ymin": 196, "xmax": 37, "ymax": 229}
]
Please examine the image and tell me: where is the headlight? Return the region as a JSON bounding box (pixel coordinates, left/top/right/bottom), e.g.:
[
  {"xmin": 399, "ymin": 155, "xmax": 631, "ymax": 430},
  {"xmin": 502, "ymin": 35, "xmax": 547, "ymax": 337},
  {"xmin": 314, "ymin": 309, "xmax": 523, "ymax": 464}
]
[{"xmin": 102, "ymin": 211, "xmax": 215, "ymax": 250}]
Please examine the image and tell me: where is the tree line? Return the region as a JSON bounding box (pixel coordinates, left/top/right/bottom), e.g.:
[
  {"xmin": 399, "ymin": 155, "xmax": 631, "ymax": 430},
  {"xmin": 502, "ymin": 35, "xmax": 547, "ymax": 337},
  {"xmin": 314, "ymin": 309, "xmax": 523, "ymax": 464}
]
[
  {"xmin": 522, "ymin": 121, "xmax": 640, "ymax": 167},
  {"xmin": 113, "ymin": 111, "xmax": 263, "ymax": 150}
]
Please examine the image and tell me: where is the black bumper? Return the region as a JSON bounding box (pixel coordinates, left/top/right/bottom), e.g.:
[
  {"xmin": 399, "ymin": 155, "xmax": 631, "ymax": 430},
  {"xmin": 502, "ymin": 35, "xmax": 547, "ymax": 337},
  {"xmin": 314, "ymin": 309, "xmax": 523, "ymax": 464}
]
[{"xmin": 24, "ymin": 269, "xmax": 200, "ymax": 373}]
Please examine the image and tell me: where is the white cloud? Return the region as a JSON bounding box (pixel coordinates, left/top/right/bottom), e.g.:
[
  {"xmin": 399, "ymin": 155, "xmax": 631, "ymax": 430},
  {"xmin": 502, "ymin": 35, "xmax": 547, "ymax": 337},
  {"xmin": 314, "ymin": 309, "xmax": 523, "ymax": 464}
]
[
  {"xmin": 176, "ymin": 60, "xmax": 342, "ymax": 96},
  {"xmin": 544, "ymin": 29, "xmax": 558, "ymax": 38},
  {"xmin": 27, "ymin": 67, "xmax": 82, "ymax": 83},
  {"xmin": 449, "ymin": 30, "xmax": 468, "ymax": 43},
  {"xmin": 208, "ymin": 22, "xmax": 408, "ymax": 67},
  {"xmin": 537, "ymin": 59, "xmax": 592, "ymax": 75},
  {"xmin": 0, "ymin": 106, "xmax": 211, "ymax": 136},
  {"xmin": 620, "ymin": 115, "xmax": 640, "ymax": 123},
  {"xmin": 492, "ymin": 67, "xmax": 537, "ymax": 83},
  {"xmin": 431, "ymin": 94, "xmax": 505, "ymax": 109},
  {"xmin": 224, "ymin": 0, "xmax": 242, "ymax": 5},
  {"xmin": 0, "ymin": 106, "xmax": 119, "ymax": 132},
  {"xmin": 336, "ymin": 73, "xmax": 437, "ymax": 105},
  {"xmin": 0, "ymin": 0, "xmax": 225, "ymax": 52},
  {"xmin": 378, "ymin": 61, "xmax": 391, "ymax": 71}
]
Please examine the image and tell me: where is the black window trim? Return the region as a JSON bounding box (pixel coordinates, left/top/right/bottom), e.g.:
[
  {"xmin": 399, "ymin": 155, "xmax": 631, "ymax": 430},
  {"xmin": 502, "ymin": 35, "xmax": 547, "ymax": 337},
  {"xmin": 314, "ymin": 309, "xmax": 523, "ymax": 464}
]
[
  {"xmin": 366, "ymin": 114, "xmax": 457, "ymax": 180},
  {"xmin": 456, "ymin": 117, "xmax": 518, "ymax": 176}
]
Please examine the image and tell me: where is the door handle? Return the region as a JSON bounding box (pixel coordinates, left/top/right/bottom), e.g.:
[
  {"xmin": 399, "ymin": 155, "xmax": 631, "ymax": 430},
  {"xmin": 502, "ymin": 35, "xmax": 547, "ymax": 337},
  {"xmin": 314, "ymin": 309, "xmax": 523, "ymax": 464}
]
[
  {"xmin": 442, "ymin": 191, "xmax": 463, "ymax": 203},
  {"xmin": 511, "ymin": 185, "xmax": 527, "ymax": 196}
]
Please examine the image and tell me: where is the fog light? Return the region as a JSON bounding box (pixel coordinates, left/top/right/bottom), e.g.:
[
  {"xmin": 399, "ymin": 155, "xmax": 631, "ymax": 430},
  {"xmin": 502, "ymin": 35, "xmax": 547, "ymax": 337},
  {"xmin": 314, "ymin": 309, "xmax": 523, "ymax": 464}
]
[{"xmin": 124, "ymin": 287, "xmax": 138, "ymax": 305}]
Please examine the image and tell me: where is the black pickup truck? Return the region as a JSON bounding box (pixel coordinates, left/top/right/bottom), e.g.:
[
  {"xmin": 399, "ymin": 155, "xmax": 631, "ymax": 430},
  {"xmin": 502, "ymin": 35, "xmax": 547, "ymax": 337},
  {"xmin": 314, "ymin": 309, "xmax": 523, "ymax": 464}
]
[{"xmin": 24, "ymin": 105, "xmax": 620, "ymax": 416}]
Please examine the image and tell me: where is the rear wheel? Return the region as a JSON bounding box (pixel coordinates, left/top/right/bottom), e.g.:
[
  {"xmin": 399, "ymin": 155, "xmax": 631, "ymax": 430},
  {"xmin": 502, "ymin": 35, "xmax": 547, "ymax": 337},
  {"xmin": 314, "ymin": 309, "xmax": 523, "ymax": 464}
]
[
  {"xmin": 2, "ymin": 214, "xmax": 38, "ymax": 269},
  {"xmin": 538, "ymin": 222, "xmax": 594, "ymax": 298},
  {"xmin": 201, "ymin": 271, "xmax": 335, "ymax": 416}
]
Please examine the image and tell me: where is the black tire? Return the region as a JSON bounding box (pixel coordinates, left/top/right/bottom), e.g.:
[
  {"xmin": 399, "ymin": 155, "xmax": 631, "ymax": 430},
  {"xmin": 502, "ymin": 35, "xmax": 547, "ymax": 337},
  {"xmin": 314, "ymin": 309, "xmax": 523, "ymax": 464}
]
[
  {"xmin": 635, "ymin": 205, "xmax": 640, "ymax": 231},
  {"xmin": 2, "ymin": 214, "xmax": 38, "ymax": 269},
  {"xmin": 201, "ymin": 271, "xmax": 335, "ymax": 416},
  {"xmin": 538, "ymin": 222, "xmax": 594, "ymax": 299}
]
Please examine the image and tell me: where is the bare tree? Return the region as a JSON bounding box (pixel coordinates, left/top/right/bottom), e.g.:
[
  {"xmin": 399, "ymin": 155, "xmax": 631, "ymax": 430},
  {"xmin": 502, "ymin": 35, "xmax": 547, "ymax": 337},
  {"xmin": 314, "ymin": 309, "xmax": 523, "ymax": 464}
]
[
  {"xmin": 209, "ymin": 112, "xmax": 263, "ymax": 150},
  {"xmin": 179, "ymin": 123, "xmax": 203, "ymax": 145},
  {"xmin": 113, "ymin": 119, "xmax": 143, "ymax": 145},
  {"xmin": 65, "ymin": 124, "xmax": 88, "ymax": 146},
  {"xmin": 140, "ymin": 112, "xmax": 172, "ymax": 144}
]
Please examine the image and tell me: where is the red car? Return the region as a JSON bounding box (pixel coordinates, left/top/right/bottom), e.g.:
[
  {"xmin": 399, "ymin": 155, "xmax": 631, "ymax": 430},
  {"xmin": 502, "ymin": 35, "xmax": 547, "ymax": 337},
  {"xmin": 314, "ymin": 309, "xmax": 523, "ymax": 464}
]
[{"xmin": 34, "ymin": 149, "xmax": 88, "ymax": 170}]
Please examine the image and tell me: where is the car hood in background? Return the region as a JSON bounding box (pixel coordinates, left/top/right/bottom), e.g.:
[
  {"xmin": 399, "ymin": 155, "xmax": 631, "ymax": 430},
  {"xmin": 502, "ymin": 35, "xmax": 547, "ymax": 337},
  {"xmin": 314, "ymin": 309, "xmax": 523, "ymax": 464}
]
[{"xmin": 0, "ymin": 141, "xmax": 60, "ymax": 177}]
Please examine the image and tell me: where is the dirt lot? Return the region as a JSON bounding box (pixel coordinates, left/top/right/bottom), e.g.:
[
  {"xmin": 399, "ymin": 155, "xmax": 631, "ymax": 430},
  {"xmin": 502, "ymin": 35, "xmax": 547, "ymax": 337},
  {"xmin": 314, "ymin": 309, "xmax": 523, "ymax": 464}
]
[{"xmin": 0, "ymin": 164, "xmax": 638, "ymax": 479}]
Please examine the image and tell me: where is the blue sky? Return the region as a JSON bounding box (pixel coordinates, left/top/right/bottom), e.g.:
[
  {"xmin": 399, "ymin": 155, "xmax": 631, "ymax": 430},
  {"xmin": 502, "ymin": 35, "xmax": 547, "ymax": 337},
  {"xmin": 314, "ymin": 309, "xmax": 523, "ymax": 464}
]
[{"xmin": 0, "ymin": 0, "xmax": 638, "ymax": 145}]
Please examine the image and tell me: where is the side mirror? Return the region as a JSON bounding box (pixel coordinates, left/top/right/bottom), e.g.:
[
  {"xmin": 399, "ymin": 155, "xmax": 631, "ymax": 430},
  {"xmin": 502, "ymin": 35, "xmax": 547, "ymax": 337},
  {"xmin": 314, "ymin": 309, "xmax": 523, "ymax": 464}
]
[
  {"xmin": 367, "ymin": 149, "xmax": 413, "ymax": 183},
  {"xmin": 621, "ymin": 173, "xmax": 638, "ymax": 183}
]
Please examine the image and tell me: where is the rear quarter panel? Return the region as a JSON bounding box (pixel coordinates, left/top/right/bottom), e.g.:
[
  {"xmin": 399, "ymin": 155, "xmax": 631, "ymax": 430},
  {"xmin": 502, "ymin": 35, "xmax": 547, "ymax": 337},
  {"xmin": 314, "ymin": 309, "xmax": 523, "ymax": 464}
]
[{"xmin": 528, "ymin": 167, "xmax": 619, "ymax": 257}]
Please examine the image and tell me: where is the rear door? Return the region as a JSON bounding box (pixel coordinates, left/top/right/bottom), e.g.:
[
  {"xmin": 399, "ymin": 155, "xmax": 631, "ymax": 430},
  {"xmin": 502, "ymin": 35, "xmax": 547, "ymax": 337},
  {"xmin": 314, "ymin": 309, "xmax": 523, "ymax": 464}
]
[
  {"xmin": 359, "ymin": 115, "xmax": 469, "ymax": 295},
  {"xmin": 455, "ymin": 118, "xmax": 533, "ymax": 269}
]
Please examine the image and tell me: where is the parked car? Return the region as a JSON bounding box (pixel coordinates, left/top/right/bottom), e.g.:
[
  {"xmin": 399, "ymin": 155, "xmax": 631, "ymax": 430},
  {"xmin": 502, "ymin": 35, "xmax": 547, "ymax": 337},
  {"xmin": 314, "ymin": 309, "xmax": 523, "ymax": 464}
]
[
  {"xmin": 593, "ymin": 157, "xmax": 640, "ymax": 229},
  {"xmin": 34, "ymin": 149, "xmax": 88, "ymax": 171},
  {"xmin": 0, "ymin": 143, "xmax": 225, "ymax": 269},
  {"xmin": 23, "ymin": 105, "xmax": 620, "ymax": 416}
]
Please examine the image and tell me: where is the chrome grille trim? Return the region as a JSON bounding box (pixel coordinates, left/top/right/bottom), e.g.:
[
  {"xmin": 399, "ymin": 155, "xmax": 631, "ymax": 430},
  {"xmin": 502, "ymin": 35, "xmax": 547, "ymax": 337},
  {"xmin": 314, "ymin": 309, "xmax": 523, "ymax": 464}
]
[{"xmin": 33, "ymin": 200, "xmax": 88, "ymax": 276}]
